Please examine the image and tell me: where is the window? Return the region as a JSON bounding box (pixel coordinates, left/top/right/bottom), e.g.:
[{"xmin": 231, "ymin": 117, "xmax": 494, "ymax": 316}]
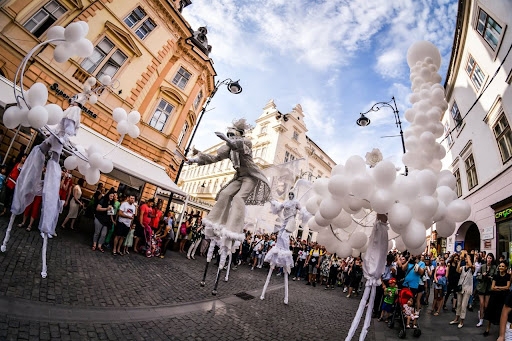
[
  {"xmin": 172, "ymin": 67, "xmax": 191, "ymax": 90},
  {"xmin": 260, "ymin": 125, "xmax": 267, "ymax": 134},
  {"xmin": 81, "ymin": 38, "xmax": 127, "ymax": 78},
  {"xmin": 135, "ymin": 19, "xmax": 156, "ymax": 40},
  {"xmin": 292, "ymin": 131, "xmax": 299, "ymax": 141},
  {"xmin": 193, "ymin": 91, "xmax": 203, "ymax": 109},
  {"xmin": 149, "ymin": 99, "xmax": 174, "ymax": 131},
  {"xmin": 24, "ymin": 1, "xmax": 66, "ymax": 38},
  {"xmin": 124, "ymin": 7, "xmax": 156, "ymax": 40},
  {"xmin": 464, "ymin": 154, "xmax": 478, "ymax": 190},
  {"xmin": 476, "ymin": 9, "xmax": 503, "ymax": 50},
  {"xmin": 451, "ymin": 102, "xmax": 463, "ymax": 131},
  {"xmin": 493, "ymin": 114, "xmax": 512, "ymax": 163},
  {"xmin": 124, "ymin": 7, "xmax": 146, "ymax": 28},
  {"xmin": 444, "ymin": 122, "xmax": 453, "ymax": 145},
  {"xmin": 284, "ymin": 151, "xmax": 295, "ymax": 163},
  {"xmin": 454, "ymin": 169, "xmax": 462, "ymax": 198},
  {"xmin": 178, "ymin": 121, "xmax": 189, "ymax": 146},
  {"xmin": 466, "ymin": 55, "xmax": 485, "ymax": 91}
]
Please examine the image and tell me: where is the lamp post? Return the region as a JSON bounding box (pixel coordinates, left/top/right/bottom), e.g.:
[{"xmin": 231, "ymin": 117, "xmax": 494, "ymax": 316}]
[
  {"xmin": 356, "ymin": 96, "xmax": 408, "ymax": 175},
  {"xmin": 299, "ymin": 170, "xmax": 319, "ymax": 181}
]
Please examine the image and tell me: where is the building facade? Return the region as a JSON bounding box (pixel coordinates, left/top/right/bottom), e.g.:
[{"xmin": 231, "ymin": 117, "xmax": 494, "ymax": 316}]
[
  {"xmin": 179, "ymin": 99, "xmax": 336, "ymax": 238},
  {"xmin": 0, "ymin": 0, "xmax": 216, "ymax": 209},
  {"xmin": 440, "ymin": 0, "xmax": 512, "ymax": 259}
]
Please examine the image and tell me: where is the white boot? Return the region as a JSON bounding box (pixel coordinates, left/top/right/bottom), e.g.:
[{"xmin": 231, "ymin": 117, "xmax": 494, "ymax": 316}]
[{"xmin": 476, "ymin": 319, "xmax": 483, "ymax": 327}]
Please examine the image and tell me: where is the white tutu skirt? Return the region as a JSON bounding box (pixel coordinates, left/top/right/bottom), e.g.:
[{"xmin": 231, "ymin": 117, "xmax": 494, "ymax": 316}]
[{"xmin": 264, "ymin": 247, "xmax": 294, "ymax": 274}]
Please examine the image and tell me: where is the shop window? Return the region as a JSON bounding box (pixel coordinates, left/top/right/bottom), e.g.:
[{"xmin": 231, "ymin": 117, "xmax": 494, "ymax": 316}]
[
  {"xmin": 451, "ymin": 102, "xmax": 463, "ymax": 131},
  {"xmin": 149, "ymin": 99, "xmax": 174, "ymax": 131},
  {"xmin": 465, "ymin": 55, "xmax": 485, "ymax": 91},
  {"xmin": 172, "ymin": 66, "xmax": 191, "ymax": 90},
  {"xmin": 476, "ymin": 8, "xmax": 503, "ymax": 51},
  {"xmin": 81, "ymin": 38, "xmax": 127, "ymax": 79},
  {"xmin": 493, "ymin": 113, "xmax": 512, "ymax": 163},
  {"xmin": 464, "ymin": 154, "xmax": 478, "ymax": 190},
  {"xmin": 24, "ymin": 0, "xmax": 66, "ymax": 38}
]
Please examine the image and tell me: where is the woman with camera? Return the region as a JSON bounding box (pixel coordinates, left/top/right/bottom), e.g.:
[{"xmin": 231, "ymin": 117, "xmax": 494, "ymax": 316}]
[
  {"xmin": 475, "ymin": 253, "xmax": 497, "ymax": 328},
  {"xmin": 443, "ymin": 253, "xmax": 461, "ymax": 312},
  {"xmin": 448, "ymin": 250, "xmax": 473, "ymax": 328}
]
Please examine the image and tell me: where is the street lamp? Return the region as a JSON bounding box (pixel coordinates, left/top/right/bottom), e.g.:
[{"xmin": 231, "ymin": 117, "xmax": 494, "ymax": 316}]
[
  {"xmin": 356, "ymin": 96, "xmax": 408, "ymax": 175},
  {"xmin": 299, "ymin": 170, "xmax": 319, "ymax": 181},
  {"xmin": 174, "ymin": 78, "xmax": 242, "ymax": 183}
]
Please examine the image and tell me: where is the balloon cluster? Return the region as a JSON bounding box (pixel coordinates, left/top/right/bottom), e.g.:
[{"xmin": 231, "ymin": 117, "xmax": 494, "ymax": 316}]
[
  {"xmin": 112, "ymin": 107, "xmax": 141, "ymax": 138},
  {"xmin": 64, "ymin": 144, "xmax": 114, "ymax": 185},
  {"xmin": 47, "ymin": 22, "xmax": 94, "ymax": 63},
  {"xmin": 3, "ymin": 82, "xmax": 64, "ymax": 129},
  {"xmin": 305, "ymin": 41, "xmax": 471, "ymax": 258}
]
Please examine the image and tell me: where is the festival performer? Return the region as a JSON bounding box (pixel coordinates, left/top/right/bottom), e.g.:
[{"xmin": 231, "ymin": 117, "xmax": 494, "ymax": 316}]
[
  {"xmin": 260, "ymin": 191, "xmax": 301, "ymax": 304},
  {"xmin": 186, "ymin": 118, "xmax": 271, "ymax": 295}
]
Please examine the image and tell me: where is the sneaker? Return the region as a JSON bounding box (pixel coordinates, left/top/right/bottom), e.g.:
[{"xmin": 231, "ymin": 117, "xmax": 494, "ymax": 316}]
[
  {"xmin": 251, "ymin": 267, "xmax": 254, "ymax": 271},
  {"xmin": 346, "ymin": 294, "xmax": 351, "ymax": 298},
  {"xmin": 458, "ymin": 323, "xmax": 463, "ymax": 329},
  {"xmin": 413, "ymin": 325, "xmax": 418, "ymax": 329},
  {"xmin": 343, "ymin": 288, "xmax": 348, "ymax": 293},
  {"xmin": 477, "ymin": 320, "xmax": 483, "ymax": 327},
  {"xmin": 292, "ymin": 277, "xmax": 296, "ymax": 281},
  {"xmin": 276, "ymin": 273, "xmax": 282, "ymax": 276},
  {"xmin": 187, "ymin": 255, "xmax": 191, "ymax": 260}
]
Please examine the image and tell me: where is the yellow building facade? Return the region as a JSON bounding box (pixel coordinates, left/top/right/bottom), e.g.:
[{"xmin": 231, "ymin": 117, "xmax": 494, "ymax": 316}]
[{"xmin": 0, "ymin": 0, "xmax": 216, "ymax": 204}]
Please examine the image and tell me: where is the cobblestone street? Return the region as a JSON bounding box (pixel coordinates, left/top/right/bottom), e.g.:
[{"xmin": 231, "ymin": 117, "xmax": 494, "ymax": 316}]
[{"xmin": 0, "ymin": 216, "xmax": 494, "ymax": 340}]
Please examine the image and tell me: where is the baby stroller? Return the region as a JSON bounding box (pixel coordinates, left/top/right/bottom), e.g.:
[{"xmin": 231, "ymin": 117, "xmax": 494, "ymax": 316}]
[{"xmin": 388, "ymin": 287, "xmax": 421, "ymax": 338}]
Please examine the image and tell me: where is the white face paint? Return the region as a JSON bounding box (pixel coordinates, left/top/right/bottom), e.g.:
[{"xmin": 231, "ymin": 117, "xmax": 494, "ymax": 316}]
[
  {"xmin": 227, "ymin": 128, "xmax": 242, "ymax": 138},
  {"xmin": 288, "ymin": 192, "xmax": 294, "ymax": 200}
]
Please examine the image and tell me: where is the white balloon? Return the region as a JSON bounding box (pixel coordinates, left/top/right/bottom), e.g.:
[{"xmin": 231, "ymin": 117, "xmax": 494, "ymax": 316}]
[
  {"xmin": 27, "ymin": 83, "xmax": 48, "ymax": 107},
  {"xmin": 315, "ymin": 211, "xmax": 331, "ymax": 227},
  {"xmin": 331, "ymin": 164, "xmax": 345, "ymax": 176},
  {"xmin": 344, "ymin": 155, "xmax": 366, "ymax": 174},
  {"xmin": 401, "ymin": 219, "xmax": 426, "ymax": 249},
  {"xmin": 435, "ymin": 219, "xmax": 456, "ymax": 237},
  {"xmin": 112, "ymin": 107, "xmax": 127, "ymax": 123},
  {"xmin": 394, "ymin": 175, "xmax": 419, "ymax": 202},
  {"xmin": 99, "ymin": 74, "xmax": 112, "ymax": 86},
  {"xmin": 313, "ymin": 178, "xmax": 330, "ymax": 196},
  {"xmin": 436, "ymin": 186, "xmax": 457, "ymax": 205},
  {"xmin": 349, "ymin": 231, "xmax": 368, "ymax": 249},
  {"xmin": 75, "ymin": 38, "xmax": 93, "ymax": 58},
  {"xmin": 319, "ymin": 196, "xmax": 342, "ymax": 220},
  {"xmin": 85, "ymin": 167, "xmax": 101, "ymax": 185},
  {"xmin": 348, "ymin": 196, "xmax": 364, "ymax": 212},
  {"xmin": 438, "ymin": 170, "xmax": 456, "ymax": 190},
  {"xmin": 64, "ymin": 22, "xmax": 84, "ymax": 42},
  {"xmin": 88, "ymin": 152, "xmax": 103, "ymax": 169},
  {"xmin": 3, "ymin": 105, "xmax": 22, "ymax": 129},
  {"xmin": 116, "ymin": 120, "xmax": 129, "ymax": 135},
  {"xmin": 370, "ymin": 188, "xmax": 395, "ymax": 214},
  {"xmin": 127, "ymin": 111, "xmax": 141, "ymax": 124},
  {"xmin": 77, "ymin": 21, "xmax": 89, "ymax": 36},
  {"xmin": 409, "ymin": 240, "xmax": 427, "ymax": 256},
  {"xmin": 306, "ymin": 195, "xmax": 321, "ymax": 214},
  {"xmin": 86, "ymin": 77, "xmax": 97, "ymax": 86},
  {"xmin": 350, "ymin": 175, "xmax": 374, "ymax": 200},
  {"xmin": 307, "ymin": 216, "xmax": 323, "ymax": 232},
  {"xmin": 417, "ymin": 169, "xmax": 437, "ymax": 196},
  {"xmin": 27, "ymin": 105, "xmax": 48, "ymax": 128},
  {"xmin": 328, "ymin": 174, "xmax": 350, "ymax": 198},
  {"xmin": 87, "ymin": 144, "xmax": 102, "ymax": 157},
  {"xmin": 411, "ymin": 196, "xmax": 438, "ymax": 222},
  {"xmin": 45, "ymin": 104, "xmax": 64, "ymax": 125},
  {"xmin": 432, "ymin": 200, "xmax": 446, "ymax": 222},
  {"xmin": 445, "ymin": 199, "xmax": 471, "ymax": 223},
  {"xmin": 54, "ymin": 43, "xmax": 72, "ymax": 63},
  {"xmin": 331, "ymin": 210, "xmax": 352, "ymax": 229},
  {"xmin": 64, "ymin": 155, "xmax": 78, "ymax": 170},
  {"xmin": 352, "ymin": 248, "xmax": 361, "ymax": 258},
  {"xmin": 47, "ymin": 26, "xmax": 65, "ymax": 42},
  {"xmin": 372, "ymin": 160, "xmax": 396, "ymax": 188},
  {"xmin": 388, "ymin": 202, "xmax": 412, "ymax": 229},
  {"xmin": 336, "ymin": 242, "xmax": 353, "ymax": 258},
  {"xmin": 127, "ymin": 124, "xmax": 140, "ymax": 139},
  {"xmin": 407, "ymin": 41, "xmax": 441, "ymax": 68},
  {"xmin": 395, "ymin": 236, "xmax": 406, "ymax": 252},
  {"xmin": 78, "ymin": 161, "xmax": 90, "ymax": 175},
  {"xmin": 99, "ymin": 158, "xmax": 114, "ymax": 173},
  {"xmin": 88, "ymin": 94, "xmax": 98, "ymax": 105}
]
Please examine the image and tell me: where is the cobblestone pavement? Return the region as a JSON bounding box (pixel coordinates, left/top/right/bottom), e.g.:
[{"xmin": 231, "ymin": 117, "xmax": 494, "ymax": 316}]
[{"xmin": 0, "ymin": 215, "xmax": 497, "ymax": 340}]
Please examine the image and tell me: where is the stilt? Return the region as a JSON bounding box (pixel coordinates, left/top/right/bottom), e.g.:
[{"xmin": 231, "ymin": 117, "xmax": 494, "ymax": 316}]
[
  {"xmin": 224, "ymin": 253, "xmax": 231, "ymax": 282},
  {"xmin": 212, "ymin": 266, "xmax": 222, "ymax": 295},
  {"xmin": 1, "ymin": 214, "xmax": 16, "ymax": 252},
  {"xmin": 41, "ymin": 233, "xmax": 48, "ymax": 278},
  {"xmin": 284, "ymin": 272, "xmax": 289, "ymax": 304},
  {"xmin": 200, "ymin": 261, "xmax": 209, "ymax": 287},
  {"xmin": 260, "ymin": 265, "xmax": 275, "ymax": 300}
]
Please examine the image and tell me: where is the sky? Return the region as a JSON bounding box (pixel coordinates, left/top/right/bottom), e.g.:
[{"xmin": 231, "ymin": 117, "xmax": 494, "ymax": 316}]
[{"xmin": 182, "ymin": 0, "xmax": 458, "ymax": 170}]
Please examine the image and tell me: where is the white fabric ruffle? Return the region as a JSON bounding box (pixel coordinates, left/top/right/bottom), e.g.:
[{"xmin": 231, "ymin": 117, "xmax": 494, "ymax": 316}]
[{"xmin": 264, "ymin": 247, "xmax": 294, "ymax": 274}]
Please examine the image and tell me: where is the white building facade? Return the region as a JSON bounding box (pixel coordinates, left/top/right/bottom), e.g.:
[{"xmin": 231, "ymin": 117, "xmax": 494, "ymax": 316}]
[
  {"xmin": 440, "ymin": 0, "xmax": 512, "ymax": 258},
  {"xmin": 179, "ymin": 99, "xmax": 336, "ymax": 238}
]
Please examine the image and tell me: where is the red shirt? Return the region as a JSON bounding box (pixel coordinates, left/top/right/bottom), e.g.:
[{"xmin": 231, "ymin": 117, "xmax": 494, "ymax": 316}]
[
  {"xmin": 59, "ymin": 177, "xmax": 72, "ymax": 200},
  {"xmin": 6, "ymin": 162, "xmax": 22, "ymax": 190},
  {"xmin": 151, "ymin": 208, "xmax": 162, "ymax": 228},
  {"xmin": 139, "ymin": 204, "xmax": 152, "ymax": 227}
]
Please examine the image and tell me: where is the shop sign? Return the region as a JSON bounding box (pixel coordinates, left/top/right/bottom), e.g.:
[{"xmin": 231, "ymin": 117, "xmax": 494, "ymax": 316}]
[
  {"xmin": 481, "ymin": 226, "xmax": 494, "ymax": 240},
  {"xmin": 496, "ymin": 207, "xmax": 512, "ymax": 221},
  {"xmin": 49, "ymin": 83, "xmax": 97, "ymax": 118},
  {"xmin": 484, "ymin": 240, "xmax": 491, "ymax": 249}
]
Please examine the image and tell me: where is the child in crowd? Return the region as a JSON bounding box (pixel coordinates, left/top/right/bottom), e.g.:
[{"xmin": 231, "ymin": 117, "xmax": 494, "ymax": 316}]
[
  {"xmin": 403, "ymin": 297, "xmax": 419, "ymax": 329},
  {"xmin": 123, "ymin": 223, "xmax": 135, "ymax": 255},
  {"xmin": 378, "ymin": 278, "xmax": 398, "ymax": 322}
]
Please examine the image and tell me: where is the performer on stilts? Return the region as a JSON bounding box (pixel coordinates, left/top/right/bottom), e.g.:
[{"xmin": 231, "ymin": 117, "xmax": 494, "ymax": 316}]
[
  {"xmin": 260, "ymin": 191, "xmax": 301, "ymax": 304},
  {"xmin": 186, "ymin": 118, "xmax": 270, "ymax": 295}
]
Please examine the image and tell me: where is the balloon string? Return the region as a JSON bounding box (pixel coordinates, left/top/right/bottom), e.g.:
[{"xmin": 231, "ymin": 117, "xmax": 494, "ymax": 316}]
[{"xmin": 102, "ymin": 135, "xmax": 124, "ymax": 157}]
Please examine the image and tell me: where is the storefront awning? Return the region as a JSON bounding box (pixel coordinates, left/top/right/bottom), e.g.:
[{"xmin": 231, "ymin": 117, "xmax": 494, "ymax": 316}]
[{"xmin": 70, "ymin": 125, "xmax": 186, "ymax": 196}]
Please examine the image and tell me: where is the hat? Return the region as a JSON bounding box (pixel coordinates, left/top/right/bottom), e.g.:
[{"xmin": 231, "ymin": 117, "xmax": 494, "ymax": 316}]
[{"xmin": 389, "ymin": 278, "xmax": 396, "ymax": 284}]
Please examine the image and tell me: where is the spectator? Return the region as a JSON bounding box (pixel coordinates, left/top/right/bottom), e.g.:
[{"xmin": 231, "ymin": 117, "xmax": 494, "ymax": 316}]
[
  {"xmin": 326, "ymin": 254, "xmax": 340, "ymax": 289},
  {"xmin": 476, "ymin": 253, "xmax": 497, "ymax": 327},
  {"xmin": 449, "ymin": 250, "xmax": 474, "ymax": 328},
  {"xmin": 59, "ymin": 169, "xmax": 72, "ymax": 209},
  {"xmin": 305, "ymin": 244, "xmax": 323, "ymax": 287},
  {"xmin": 444, "ymin": 253, "xmax": 461, "ymax": 312},
  {"xmin": 178, "ymin": 216, "xmax": 192, "ymax": 253},
  {"xmin": 151, "ymin": 201, "xmax": 163, "ymax": 231},
  {"xmin": 3, "ymin": 153, "xmax": 27, "ymax": 215},
  {"xmin": 251, "ymin": 235, "xmax": 264, "ymax": 270},
  {"xmin": 159, "ymin": 217, "xmax": 174, "ymax": 259},
  {"xmin": 122, "ymin": 223, "xmax": 135, "ymax": 255},
  {"xmin": 133, "ymin": 199, "xmax": 154, "ymax": 254},
  {"xmin": 187, "ymin": 217, "xmax": 203, "ymax": 260},
  {"xmin": 432, "ymin": 257, "xmax": 447, "ymax": 316},
  {"xmin": 61, "ymin": 178, "xmax": 85, "ymax": 230},
  {"xmin": 373, "ymin": 253, "xmax": 397, "ymax": 317},
  {"xmin": 347, "ymin": 257, "xmax": 363, "ymax": 298},
  {"xmin": 92, "ymin": 191, "xmax": 115, "ymax": 253},
  {"xmin": 482, "ymin": 261, "xmax": 511, "ymax": 336},
  {"xmin": 293, "ymin": 244, "xmax": 308, "ymax": 281},
  {"xmin": 398, "ymin": 253, "xmax": 425, "ymax": 311},
  {"xmin": 496, "ymin": 290, "xmax": 512, "ymax": 341},
  {"xmin": 378, "ymin": 277, "xmax": 398, "ymax": 322},
  {"xmin": 113, "ymin": 195, "xmax": 136, "ymax": 255},
  {"xmin": 469, "ymin": 253, "xmax": 482, "ymax": 312}
]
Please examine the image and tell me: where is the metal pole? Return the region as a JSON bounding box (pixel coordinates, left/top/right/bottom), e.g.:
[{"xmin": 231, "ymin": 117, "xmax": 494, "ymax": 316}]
[{"xmin": 391, "ymin": 97, "xmax": 408, "ymax": 175}]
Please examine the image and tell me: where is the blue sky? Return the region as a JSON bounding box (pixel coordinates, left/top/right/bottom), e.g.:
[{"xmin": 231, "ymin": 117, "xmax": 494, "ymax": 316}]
[{"xmin": 182, "ymin": 0, "xmax": 458, "ymax": 170}]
